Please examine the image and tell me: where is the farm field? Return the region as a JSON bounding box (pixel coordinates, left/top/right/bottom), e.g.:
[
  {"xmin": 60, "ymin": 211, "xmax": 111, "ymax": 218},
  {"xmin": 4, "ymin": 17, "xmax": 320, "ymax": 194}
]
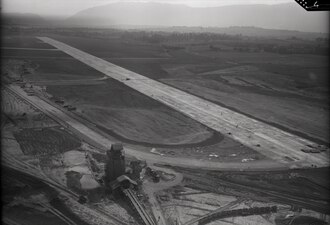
[
  {"xmin": 23, "ymin": 58, "xmax": 106, "ymax": 81},
  {"xmin": 162, "ymin": 77, "xmax": 328, "ymax": 143},
  {"xmin": 42, "ymin": 34, "xmax": 328, "ymax": 145},
  {"xmin": 2, "ymin": 35, "xmax": 57, "ymax": 49},
  {"xmin": 2, "ymin": 31, "xmax": 329, "ymax": 151},
  {"xmin": 46, "ymin": 79, "xmax": 221, "ymax": 147},
  {"xmin": 2, "ymin": 48, "xmax": 68, "ymax": 58},
  {"xmin": 2, "ymin": 41, "xmax": 258, "ymax": 163},
  {"xmin": 34, "ymin": 35, "xmax": 327, "ymax": 168},
  {"xmin": 14, "ymin": 127, "xmax": 81, "ymax": 156},
  {"xmin": 1, "ymin": 24, "xmax": 329, "ymax": 225},
  {"xmin": 48, "ymin": 34, "xmax": 169, "ymax": 58},
  {"xmin": 3, "ymin": 32, "xmax": 328, "ymax": 163},
  {"xmin": 2, "ymin": 57, "xmax": 105, "ymax": 82}
]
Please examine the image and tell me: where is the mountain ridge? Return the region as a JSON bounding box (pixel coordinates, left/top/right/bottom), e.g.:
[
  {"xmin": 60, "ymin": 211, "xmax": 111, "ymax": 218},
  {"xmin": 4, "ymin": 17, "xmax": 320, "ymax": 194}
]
[{"xmin": 66, "ymin": 2, "xmax": 329, "ymax": 33}]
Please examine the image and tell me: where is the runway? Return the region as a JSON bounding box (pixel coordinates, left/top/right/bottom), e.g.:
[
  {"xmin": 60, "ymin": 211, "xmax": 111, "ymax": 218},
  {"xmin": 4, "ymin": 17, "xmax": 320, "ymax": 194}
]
[{"xmin": 36, "ymin": 37, "xmax": 329, "ymax": 168}]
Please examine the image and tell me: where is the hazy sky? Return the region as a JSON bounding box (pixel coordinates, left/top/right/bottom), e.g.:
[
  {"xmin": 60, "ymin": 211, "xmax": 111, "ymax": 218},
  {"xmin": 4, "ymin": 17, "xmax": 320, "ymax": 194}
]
[{"xmin": 2, "ymin": 0, "xmax": 293, "ymax": 17}]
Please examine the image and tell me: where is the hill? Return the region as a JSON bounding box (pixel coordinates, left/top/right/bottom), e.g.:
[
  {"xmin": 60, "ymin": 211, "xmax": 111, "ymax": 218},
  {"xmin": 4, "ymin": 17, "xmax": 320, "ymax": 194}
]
[
  {"xmin": 67, "ymin": 2, "xmax": 329, "ymax": 33},
  {"xmin": 2, "ymin": 13, "xmax": 47, "ymax": 26}
]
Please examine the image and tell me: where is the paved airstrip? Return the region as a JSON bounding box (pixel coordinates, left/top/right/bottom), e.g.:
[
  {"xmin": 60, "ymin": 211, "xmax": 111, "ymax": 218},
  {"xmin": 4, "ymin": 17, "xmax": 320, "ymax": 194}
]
[{"xmin": 37, "ymin": 37, "xmax": 329, "ymax": 168}]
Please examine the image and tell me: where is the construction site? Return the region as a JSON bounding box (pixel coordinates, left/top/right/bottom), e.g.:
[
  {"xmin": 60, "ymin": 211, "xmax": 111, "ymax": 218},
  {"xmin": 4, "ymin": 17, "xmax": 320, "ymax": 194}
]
[{"xmin": 2, "ymin": 15, "xmax": 330, "ymax": 225}]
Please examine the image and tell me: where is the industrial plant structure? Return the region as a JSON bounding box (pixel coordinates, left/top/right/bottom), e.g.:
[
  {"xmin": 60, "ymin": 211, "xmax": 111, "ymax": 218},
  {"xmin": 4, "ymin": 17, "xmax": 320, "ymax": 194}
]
[{"xmin": 105, "ymin": 143, "xmax": 126, "ymax": 185}]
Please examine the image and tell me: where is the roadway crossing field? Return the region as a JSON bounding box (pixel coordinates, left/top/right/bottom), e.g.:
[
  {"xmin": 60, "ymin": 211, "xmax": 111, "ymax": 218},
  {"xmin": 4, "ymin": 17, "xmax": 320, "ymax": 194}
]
[
  {"xmin": 38, "ymin": 37, "xmax": 329, "ymax": 168},
  {"xmin": 6, "ymin": 85, "xmax": 283, "ymax": 170}
]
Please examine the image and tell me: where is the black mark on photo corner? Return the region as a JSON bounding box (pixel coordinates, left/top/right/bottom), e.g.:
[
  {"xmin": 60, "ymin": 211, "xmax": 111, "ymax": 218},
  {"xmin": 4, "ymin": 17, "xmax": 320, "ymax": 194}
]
[{"xmin": 295, "ymin": 0, "xmax": 330, "ymax": 11}]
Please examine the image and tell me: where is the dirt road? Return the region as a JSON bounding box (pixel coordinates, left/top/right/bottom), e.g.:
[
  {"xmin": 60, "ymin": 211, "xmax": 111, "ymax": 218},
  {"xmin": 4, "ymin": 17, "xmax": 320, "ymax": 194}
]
[
  {"xmin": 37, "ymin": 36, "xmax": 328, "ymax": 168},
  {"xmin": 6, "ymin": 85, "xmax": 284, "ymax": 170},
  {"xmin": 143, "ymin": 166, "xmax": 184, "ymax": 225}
]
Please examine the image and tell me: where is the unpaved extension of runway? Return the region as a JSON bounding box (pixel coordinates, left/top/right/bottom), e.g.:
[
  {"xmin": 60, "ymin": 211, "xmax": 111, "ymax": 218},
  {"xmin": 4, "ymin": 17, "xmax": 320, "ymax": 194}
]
[{"xmin": 38, "ymin": 37, "xmax": 329, "ymax": 168}]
